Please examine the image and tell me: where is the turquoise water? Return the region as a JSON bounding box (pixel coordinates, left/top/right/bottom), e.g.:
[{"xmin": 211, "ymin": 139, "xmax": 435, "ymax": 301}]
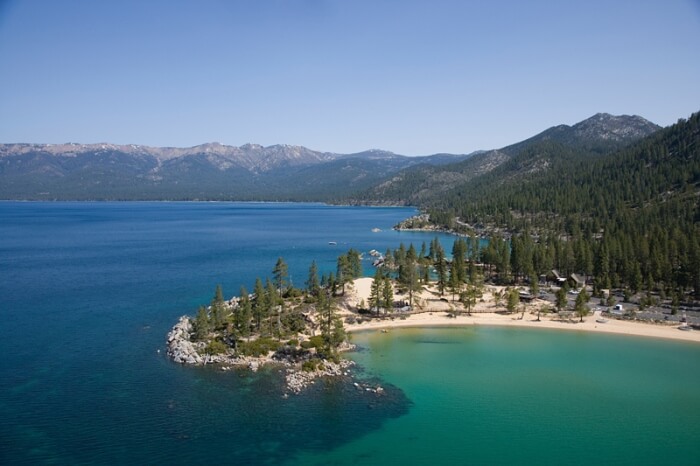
[
  {"xmin": 1, "ymin": 202, "xmax": 699, "ymax": 465},
  {"xmin": 296, "ymin": 327, "xmax": 700, "ymax": 465}
]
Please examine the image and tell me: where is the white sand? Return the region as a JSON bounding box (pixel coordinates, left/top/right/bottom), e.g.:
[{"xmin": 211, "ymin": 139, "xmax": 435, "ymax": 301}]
[{"xmin": 343, "ymin": 278, "xmax": 700, "ymax": 344}]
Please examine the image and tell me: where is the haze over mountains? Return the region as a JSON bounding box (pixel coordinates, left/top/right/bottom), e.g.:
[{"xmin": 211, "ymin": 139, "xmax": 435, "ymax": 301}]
[
  {"xmin": 0, "ymin": 141, "xmax": 476, "ymax": 201},
  {"xmin": 0, "ymin": 113, "xmax": 660, "ymax": 201}
]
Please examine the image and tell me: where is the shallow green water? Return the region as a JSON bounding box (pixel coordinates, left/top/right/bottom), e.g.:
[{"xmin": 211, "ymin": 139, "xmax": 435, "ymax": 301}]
[{"xmin": 292, "ymin": 327, "xmax": 700, "ymax": 465}]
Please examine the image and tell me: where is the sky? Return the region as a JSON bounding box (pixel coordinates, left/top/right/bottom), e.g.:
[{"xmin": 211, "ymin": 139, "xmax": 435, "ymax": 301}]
[{"xmin": 0, "ymin": 0, "xmax": 699, "ymax": 155}]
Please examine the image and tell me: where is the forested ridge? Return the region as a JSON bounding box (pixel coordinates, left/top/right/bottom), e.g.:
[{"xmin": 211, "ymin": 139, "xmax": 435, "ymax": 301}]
[
  {"xmin": 414, "ymin": 112, "xmax": 700, "ymax": 301},
  {"xmin": 352, "ymin": 113, "xmax": 660, "ymax": 206}
]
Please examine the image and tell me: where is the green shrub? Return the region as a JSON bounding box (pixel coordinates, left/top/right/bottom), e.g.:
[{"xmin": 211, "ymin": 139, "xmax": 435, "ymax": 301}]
[
  {"xmin": 287, "ymin": 339, "xmax": 299, "ymax": 347},
  {"xmin": 325, "ymin": 354, "xmax": 340, "ymax": 364},
  {"xmin": 302, "ymin": 360, "xmax": 318, "ymax": 372},
  {"xmin": 204, "ymin": 340, "xmax": 228, "ymax": 355},
  {"xmin": 285, "ymin": 288, "xmax": 303, "ymax": 298},
  {"xmin": 237, "ymin": 337, "xmax": 281, "ymax": 357},
  {"xmin": 282, "ymin": 311, "xmax": 306, "ymax": 333},
  {"xmin": 300, "ymin": 340, "xmax": 313, "ymax": 349},
  {"xmin": 308, "ymin": 335, "xmax": 325, "ymax": 349}
]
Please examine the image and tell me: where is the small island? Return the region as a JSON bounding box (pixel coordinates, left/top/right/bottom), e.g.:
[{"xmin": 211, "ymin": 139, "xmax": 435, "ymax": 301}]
[{"xmin": 167, "ymin": 251, "xmax": 372, "ymax": 394}]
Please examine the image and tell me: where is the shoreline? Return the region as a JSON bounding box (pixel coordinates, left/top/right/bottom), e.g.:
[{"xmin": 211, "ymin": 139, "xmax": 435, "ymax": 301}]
[
  {"xmin": 344, "ymin": 278, "xmax": 700, "ymax": 344},
  {"xmin": 344, "ymin": 313, "xmax": 700, "ymax": 344},
  {"xmin": 166, "ymin": 316, "xmax": 363, "ymax": 395}
]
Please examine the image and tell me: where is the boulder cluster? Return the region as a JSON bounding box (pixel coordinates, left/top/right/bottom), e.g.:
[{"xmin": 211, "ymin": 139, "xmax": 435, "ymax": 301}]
[
  {"xmin": 166, "ymin": 317, "xmax": 364, "ymax": 395},
  {"xmin": 166, "ymin": 316, "xmax": 204, "ymax": 365},
  {"xmin": 285, "ymin": 359, "xmax": 355, "ymax": 394}
]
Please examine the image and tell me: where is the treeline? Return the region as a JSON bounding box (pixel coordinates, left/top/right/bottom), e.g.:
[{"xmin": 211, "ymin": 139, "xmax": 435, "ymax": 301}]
[{"xmin": 423, "ymin": 112, "xmax": 700, "ymax": 300}]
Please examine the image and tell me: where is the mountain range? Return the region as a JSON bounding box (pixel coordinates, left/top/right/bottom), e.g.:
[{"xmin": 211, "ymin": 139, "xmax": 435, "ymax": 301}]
[
  {"xmin": 0, "ymin": 113, "xmax": 660, "ymax": 201},
  {"xmin": 0, "ymin": 141, "xmax": 475, "ymax": 201}
]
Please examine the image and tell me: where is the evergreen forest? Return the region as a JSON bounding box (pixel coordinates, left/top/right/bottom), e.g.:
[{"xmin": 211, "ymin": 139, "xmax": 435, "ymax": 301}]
[{"xmin": 398, "ymin": 112, "xmax": 700, "ymax": 302}]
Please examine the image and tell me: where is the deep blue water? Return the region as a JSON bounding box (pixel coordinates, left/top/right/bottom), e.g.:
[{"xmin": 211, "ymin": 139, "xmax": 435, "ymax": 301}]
[
  {"xmin": 2, "ymin": 202, "xmax": 699, "ymax": 465},
  {"xmin": 0, "ymin": 202, "xmax": 447, "ymax": 464}
]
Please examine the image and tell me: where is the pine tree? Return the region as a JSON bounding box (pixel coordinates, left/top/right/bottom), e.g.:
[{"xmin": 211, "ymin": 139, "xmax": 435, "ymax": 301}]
[
  {"xmin": 317, "ymin": 289, "xmax": 342, "ymax": 353},
  {"xmin": 460, "ymin": 284, "xmax": 477, "ymax": 315},
  {"xmin": 451, "ymin": 238, "xmax": 466, "ymax": 283},
  {"xmin": 252, "ymin": 277, "xmax": 266, "ymax": 332},
  {"xmin": 347, "ymin": 248, "xmax": 363, "ymax": 279},
  {"xmin": 306, "ymin": 260, "xmax": 320, "ymax": 297},
  {"xmin": 428, "ymin": 237, "xmax": 439, "ymax": 262},
  {"xmin": 448, "ymin": 264, "xmax": 460, "ymax": 302},
  {"xmin": 575, "ymin": 289, "xmax": 590, "ymax": 322},
  {"xmin": 236, "ymin": 286, "xmax": 252, "ymax": 341},
  {"xmin": 265, "ymin": 278, "xmax": 280, "ymax": 337},
  {"xmin": 210, "ymin": 284, "xmax": 225, "ymax": 330},
  {"xmin": 435, "ymin": 243, "xmax": 448, "ymax": 296},
  {"xmin": 336, "ymin": 254, "xmax": 350, "ymax": 295},
  {"xmin": 328, "ymin": 272, "xmax": 337, "ymax": 296},
  {"xmin": 382, "ymin": 276, "xmax": 394, "ymax": 315},
  {"xmin": 529, "ymin": 273, "xmax": 539, "ymax": 297},
  {"xmin": 506, "ymin": 288, "xmax": 519, "ymax": 314},
  {"xmin": 194, "ymin": 305, "xmax": 210, "ymax": 341},
  {"xmin": 273, "ymin": 257, "xmax": 289, "ymax": 296},
  {"xmin": 370, "ymin": 269, "xmax": 383, "ymax": 314},
  {"xmin": 555, "ymin": 287, "xmax": 567, "ymax": 313}
]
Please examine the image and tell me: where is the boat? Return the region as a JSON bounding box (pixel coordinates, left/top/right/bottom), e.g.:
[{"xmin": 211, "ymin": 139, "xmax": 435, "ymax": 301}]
[
  {"xmin": 596, "ymin": 318, "xmax": 608, "ymax": 324},
  {"xmin": 371, "ymin": 228, "xmax": 381, "ymax": 233},
  {"xmin": 328, "ymin": 241, "xmax": 337, "ymax": 246},
  {"xmin": 678, "ymin": 324, "xmax": 692, "ymax": 331}
]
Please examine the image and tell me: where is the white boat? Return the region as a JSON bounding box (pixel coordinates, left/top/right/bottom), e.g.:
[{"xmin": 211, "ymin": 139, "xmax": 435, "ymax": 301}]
[
  {"xmin": 678, "ymin": 324, "xmax": 692, "ymax": 331},
  {"xmin": 596, "ymin": 318, "xmax": 608, "ymax": 324},
  {"xmin": 328, "ymin": 241, "xmax": 337, "ymax": 245}
]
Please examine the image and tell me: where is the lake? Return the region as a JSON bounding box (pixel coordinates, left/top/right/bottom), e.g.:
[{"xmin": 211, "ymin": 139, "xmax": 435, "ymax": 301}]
[{"xmin": 1, "ymin": 202, "xmax": 698, "ymax": 465}]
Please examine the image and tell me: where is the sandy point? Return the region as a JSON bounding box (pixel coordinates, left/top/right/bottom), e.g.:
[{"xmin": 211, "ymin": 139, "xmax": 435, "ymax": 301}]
[{"xmin": 342, "ymin": 278, "xmax": 700, "ymax": 344}]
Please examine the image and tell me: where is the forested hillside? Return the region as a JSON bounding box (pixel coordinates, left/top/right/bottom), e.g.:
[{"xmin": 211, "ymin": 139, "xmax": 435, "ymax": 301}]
[
  {"xmin": 353, "ymin": 113, "xmax": 659, "ymax": 206},
  {"xmin": 422, "ymin": 112, "xmax": 700, "ymax": 300}
]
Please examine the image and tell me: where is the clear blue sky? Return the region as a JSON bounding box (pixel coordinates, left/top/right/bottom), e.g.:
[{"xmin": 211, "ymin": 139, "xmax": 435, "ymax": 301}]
[{"xmin": 1, "ymin": 0, "xmax": 698, "ymax": 155}]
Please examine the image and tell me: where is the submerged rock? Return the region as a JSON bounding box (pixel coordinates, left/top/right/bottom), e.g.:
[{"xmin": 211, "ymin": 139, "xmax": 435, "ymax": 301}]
[{"xmin": 284, "ymin": 359, "xmax": 356, "ymax": 394}]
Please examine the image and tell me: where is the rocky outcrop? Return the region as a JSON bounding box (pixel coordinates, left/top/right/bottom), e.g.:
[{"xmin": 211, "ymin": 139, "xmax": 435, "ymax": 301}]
[
  {"xmin": 285, "ymin": 359, "xmax": 356, "ymax": 394},
  {"xmin": 166, "ymin": 316, "xmax": 205, "ymax": 365},
  {"xmin": 166, "ymin": 316, "xmax": 363, "ymax": 395}
]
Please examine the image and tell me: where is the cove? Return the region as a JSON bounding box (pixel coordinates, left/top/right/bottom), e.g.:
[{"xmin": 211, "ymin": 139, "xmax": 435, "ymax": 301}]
[{"xmin": 292, "ymin": 326, "xmax": 700, "ymax": 465}]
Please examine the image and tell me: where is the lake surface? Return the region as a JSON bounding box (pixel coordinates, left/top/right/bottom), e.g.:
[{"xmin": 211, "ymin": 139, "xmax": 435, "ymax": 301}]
[{"xmin": 1, "ymin": 202, "xmax": 699, "ymax": 465}]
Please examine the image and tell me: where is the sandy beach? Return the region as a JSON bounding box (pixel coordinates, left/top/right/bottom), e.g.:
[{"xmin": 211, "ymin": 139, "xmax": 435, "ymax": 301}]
[{"xmin": 343, "ymin": 278, "xmax": 700, "ymax": 344}]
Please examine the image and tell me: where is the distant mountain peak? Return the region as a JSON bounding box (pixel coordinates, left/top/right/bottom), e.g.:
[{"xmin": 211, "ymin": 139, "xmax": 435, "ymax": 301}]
[
  {"xmin": 571, "ymin": 113, "xmax": 660, "ymax": 142},
  {"xmin": 240, "ymin": 143, "xmax": 263, "ymax": 150}
]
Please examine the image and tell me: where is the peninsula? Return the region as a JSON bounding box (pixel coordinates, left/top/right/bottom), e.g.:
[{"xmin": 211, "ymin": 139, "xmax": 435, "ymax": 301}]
[{"xmin": 167, "ymin": 241, "xmax": 699, "ymax": 395}]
